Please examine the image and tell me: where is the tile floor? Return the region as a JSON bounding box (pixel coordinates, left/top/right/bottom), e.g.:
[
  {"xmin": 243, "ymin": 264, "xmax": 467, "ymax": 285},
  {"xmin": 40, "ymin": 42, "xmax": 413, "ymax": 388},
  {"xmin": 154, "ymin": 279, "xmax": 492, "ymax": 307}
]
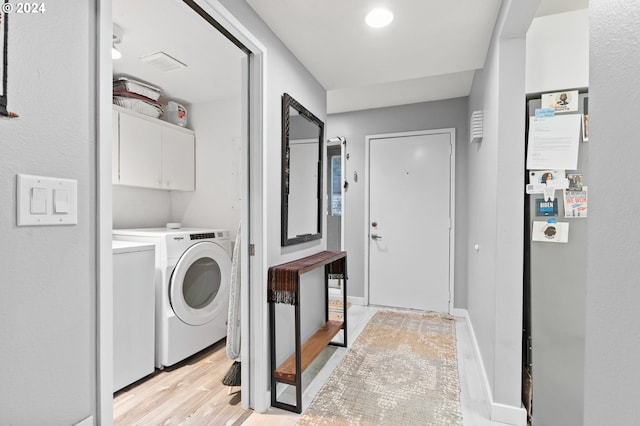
[{"xmin": 243, "ymin": 305, "xmax": 513, "ymax": 425}]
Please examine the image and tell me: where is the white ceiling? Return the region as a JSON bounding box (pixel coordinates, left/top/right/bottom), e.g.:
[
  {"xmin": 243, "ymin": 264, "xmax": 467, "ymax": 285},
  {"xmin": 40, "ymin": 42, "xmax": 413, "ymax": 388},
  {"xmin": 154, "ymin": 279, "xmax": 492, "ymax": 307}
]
[
  {"xmin": 111, "ymin": 0, "xmax": 588, "ymax": 113},
  {"xmin": 112, "ymin": 0, "xmax": 244, "ymax": 106},
  {"xmin": 246, "ymin": 0, "xmax": 588, "ymax": 113},
  {"xmin": 536, "ymin": 0, "xmax": 588, "ymax": 17}
]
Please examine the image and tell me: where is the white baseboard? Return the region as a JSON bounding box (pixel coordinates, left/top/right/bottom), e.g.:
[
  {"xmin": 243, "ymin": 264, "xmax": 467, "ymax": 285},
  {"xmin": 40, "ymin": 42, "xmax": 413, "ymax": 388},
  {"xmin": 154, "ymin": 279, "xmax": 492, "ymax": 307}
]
[
  {"xmin": 455, "ymin": 308, "xmax": 527, "ymax": 426},
  {"xmin": 491, "ymin": 402, "xmax": 527, "ymax": 426},
  {"xmin": 451, "ymin": 308, "xmax": 468, "ymax": 318},
  {"xmin": 347, "ymin": 296, "xmax": 366, "ymax": 306},
  {"xmin": 74, "ymin": 416, "xmax": 93, "ymax": 426}
]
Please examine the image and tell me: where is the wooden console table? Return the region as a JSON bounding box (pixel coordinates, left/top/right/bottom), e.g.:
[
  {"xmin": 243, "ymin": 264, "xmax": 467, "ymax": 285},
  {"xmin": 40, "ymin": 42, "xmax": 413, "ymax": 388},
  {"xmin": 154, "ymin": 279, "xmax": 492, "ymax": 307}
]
[{"xmin": 267, "ymin": 250, "xmax": 348, "ymax": 413}]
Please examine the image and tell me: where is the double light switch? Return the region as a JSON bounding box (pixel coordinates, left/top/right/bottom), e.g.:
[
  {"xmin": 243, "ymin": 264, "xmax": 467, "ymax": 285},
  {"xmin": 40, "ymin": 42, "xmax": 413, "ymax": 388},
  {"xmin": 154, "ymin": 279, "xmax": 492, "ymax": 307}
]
[{"xmin": 17, "ymin": 174, "xmax": 78, "ymax": 226}]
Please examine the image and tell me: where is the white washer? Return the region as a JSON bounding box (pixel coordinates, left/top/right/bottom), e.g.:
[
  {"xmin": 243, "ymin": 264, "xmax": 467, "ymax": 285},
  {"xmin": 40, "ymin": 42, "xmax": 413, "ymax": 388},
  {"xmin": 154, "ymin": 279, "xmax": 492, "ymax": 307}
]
[{"xmin": 112, "ymin": 228, "xmax": 231, "ymax": 369}]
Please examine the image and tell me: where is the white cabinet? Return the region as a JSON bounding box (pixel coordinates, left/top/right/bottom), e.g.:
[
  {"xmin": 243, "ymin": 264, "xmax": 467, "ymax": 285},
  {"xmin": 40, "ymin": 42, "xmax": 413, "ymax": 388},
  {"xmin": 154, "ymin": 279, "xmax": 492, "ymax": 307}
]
[
  {"xmin": 119, "ymin": 111, "xmax": 163, "ymax": 188},
  {"xmin": 113, "ymin": 106, "xmax": 195, "ymax": 191},
  {"xmin": 162, "ymin": 126, "xmax": 196, "ymax": 191},
  {"xmin": 112, "ymin": 241, "xmax": 156, "ymax": 392}
]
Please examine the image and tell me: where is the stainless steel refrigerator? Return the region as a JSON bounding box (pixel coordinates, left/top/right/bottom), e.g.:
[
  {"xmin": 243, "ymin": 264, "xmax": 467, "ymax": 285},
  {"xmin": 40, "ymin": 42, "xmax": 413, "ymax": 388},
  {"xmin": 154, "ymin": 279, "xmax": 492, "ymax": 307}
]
[{"xmin": 523, "ymin": 90, "xmax": 588, "ymax": 425}]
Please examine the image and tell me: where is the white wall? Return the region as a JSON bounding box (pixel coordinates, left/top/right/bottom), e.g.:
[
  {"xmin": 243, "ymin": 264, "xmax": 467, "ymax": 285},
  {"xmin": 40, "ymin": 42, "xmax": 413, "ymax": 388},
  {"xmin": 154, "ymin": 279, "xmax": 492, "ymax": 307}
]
[
  {"xmin": 218, "ymin": 0, "xmax": 327, "ymax": 411},
  {"xmin": 0, "ymin": 2, "xmax": 96, "ymax": 424},
  {"xmin": 112, "ymin": 97, "xmax": 243, "ymax": 234},
  {"xmin": 466, "ymin": 0, "xmax": 539, "ymax": 423},
  {"xmin": 218, "ymin": 0, "xmax": 326, "ymax": 258},
  {"xmin": 526, "ymin": 9, "xmax": 589, "ymax": 93},
  {"xmin": 584, "ymin": 2, "xmax": 640, "ymax": 423},
  {"xmin": 113, "ymin": 186, "xmax": 171, "ymax": 228},
  {"xmin": 327, "ymin": 98, "xmax": 469, "ymax": 306},
  {"xmin": 170, "ymin": 97, "xmax": 243, "ymax": 234}
]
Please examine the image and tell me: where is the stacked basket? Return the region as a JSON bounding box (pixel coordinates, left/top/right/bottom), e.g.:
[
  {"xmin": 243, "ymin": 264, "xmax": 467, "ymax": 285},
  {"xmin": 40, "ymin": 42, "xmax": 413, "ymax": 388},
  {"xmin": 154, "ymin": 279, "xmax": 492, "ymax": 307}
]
[{"xmin": 113, "ymin": 77, "xmax": 163, "ymax": 118}]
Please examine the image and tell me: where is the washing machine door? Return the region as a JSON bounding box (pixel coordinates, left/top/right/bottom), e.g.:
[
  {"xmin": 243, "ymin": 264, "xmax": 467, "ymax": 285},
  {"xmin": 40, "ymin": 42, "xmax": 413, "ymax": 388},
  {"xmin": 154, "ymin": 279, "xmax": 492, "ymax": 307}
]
[{"xmin": 169, "ymin": 241, "xmax": 231, "ymax": 326}]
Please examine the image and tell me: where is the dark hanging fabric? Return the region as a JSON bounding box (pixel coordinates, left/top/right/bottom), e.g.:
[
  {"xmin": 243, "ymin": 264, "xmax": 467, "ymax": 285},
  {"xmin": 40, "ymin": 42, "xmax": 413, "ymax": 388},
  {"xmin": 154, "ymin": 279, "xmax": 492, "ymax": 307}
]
[{"xmin": 267, "ymin": 251, "xmax": 346, "ymax": 306}]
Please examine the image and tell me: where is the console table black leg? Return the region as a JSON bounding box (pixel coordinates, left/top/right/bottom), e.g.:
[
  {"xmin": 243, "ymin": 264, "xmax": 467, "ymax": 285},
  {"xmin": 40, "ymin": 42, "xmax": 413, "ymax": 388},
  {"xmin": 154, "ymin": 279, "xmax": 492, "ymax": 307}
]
[
  {"xmin": 325, "ymin": 264, "xmax": 329, "ymax": 323},
  {"xmin": 269, "ymin": 301, "xmax": 277, "ymax": 408},
  {"xmin": 295, "ymin": 288, "xmax": 302, "ymax": 413},
  {"xmin": 342, "ymin": 258, "xmax": 348, "ymax": 346}
]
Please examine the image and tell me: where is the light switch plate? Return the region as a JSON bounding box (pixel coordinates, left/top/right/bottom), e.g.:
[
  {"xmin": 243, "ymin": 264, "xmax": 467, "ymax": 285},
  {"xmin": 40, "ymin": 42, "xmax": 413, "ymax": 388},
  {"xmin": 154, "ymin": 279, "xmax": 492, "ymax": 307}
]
[{"xmin": 17, "ymin": 174, "xmax": 78, "ymax": 226}]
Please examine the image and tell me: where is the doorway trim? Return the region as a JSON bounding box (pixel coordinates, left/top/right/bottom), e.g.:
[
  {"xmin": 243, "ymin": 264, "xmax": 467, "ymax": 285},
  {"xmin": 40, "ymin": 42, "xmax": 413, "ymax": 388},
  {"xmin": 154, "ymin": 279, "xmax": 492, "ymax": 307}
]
[
  {"xmin": 96, "ymin": 0, "xmax": 268, "ymax": 423},
  {"xmin": 326, "ymin": 137, "xmax": 346, "ymax": 252},
  {"xmin": 363, "ymin": 129, "xmax": 456, "ymax": 313}
]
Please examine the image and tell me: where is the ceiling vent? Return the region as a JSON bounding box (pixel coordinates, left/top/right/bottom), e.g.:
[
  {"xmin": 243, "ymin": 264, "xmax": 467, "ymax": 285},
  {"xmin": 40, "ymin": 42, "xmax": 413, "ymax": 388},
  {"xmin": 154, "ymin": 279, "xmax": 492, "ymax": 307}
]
[
  {"xmin": 470, "ymin": 110, "xmax": 483, "ymax": 143},
  {"xmin": 139, "ymin": 52, "xmax": 187, "ymax": 72}
]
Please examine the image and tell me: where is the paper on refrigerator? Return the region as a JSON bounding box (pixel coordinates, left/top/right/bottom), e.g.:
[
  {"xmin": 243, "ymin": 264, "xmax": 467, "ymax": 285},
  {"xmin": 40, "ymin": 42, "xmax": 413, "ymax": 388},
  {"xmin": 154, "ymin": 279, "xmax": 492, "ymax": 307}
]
[
  {"xmin": 532, "ymin": 221, "xmax": 569, "ymax": 243},
  {"xmin": 563, "ymin": 186, "xmax": 588, "ymax": 218},
  {"xmin": 526, "ymin": 115, "xmax": 582, "ymax": 170},
  {"xmin": 526, "ymin": 170, "xmax": 567, "ymax": 201}
]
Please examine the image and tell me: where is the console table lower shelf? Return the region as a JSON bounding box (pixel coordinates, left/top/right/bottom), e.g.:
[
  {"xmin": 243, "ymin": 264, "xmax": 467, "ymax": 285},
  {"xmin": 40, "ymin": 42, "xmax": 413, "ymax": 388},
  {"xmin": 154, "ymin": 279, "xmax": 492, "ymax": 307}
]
[{"xmin": 268, "ymin": 250, "xmax": 348, "ymax": 413}]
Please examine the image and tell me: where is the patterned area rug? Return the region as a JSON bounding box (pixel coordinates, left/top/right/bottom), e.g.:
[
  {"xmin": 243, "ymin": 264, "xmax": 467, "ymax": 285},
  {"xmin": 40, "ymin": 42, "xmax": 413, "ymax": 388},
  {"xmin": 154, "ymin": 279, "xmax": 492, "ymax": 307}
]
[{"xmin": 297, "ymin": 310, "xmax": 463, "ymax": 425}]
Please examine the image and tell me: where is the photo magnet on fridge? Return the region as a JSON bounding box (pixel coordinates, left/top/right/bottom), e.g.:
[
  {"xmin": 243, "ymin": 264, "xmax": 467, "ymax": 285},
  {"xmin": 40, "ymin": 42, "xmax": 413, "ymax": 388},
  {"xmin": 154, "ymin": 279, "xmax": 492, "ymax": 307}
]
[
  {"xmin": 541, "ymin": 90, "xmax": 579, "ymax": 113},
  {"xmin": 532, "ymin": 221, "xmax": 569, "ymax": 243},
  {"xmin": 535, "ymin": 198, "xmax": 559, "ymax": 217}
]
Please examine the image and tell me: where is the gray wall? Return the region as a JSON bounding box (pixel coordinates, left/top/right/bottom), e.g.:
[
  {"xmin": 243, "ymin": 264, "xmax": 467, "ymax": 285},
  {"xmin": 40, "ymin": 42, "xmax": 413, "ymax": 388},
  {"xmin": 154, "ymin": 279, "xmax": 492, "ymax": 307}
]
[
  {"xmin": 584, "ymin": 2, "xmax": 640, "ymax": 423},
  {"xmin": 326, "ymin": 98, "xmax": 469, "ymax": 305},
  {"xmin": 219, "ymin": 0, "xmax": 328, "ymax": 410},
  {"xmin": 0, "ymin": 2, "xmax": 96, "ymax": 424},
  {"xmin": 466, "ymin": 0, "xmax": 539, "ymax": 416}
]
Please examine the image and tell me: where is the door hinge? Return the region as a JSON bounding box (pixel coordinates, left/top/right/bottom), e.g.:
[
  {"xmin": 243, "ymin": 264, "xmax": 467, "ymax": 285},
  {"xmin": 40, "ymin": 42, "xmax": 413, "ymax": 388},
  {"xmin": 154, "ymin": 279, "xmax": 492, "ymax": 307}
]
[{"xmin": 249, "ymin": 244, "xmax": 255, "ymax": 256}]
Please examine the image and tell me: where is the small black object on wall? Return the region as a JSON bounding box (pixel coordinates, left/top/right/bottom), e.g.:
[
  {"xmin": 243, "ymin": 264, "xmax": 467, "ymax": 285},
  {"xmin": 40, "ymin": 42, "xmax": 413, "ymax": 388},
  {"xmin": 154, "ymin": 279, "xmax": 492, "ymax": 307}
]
[{"xmin": 0, "ymin": 1, "xmax": 8, "ymax": 117}]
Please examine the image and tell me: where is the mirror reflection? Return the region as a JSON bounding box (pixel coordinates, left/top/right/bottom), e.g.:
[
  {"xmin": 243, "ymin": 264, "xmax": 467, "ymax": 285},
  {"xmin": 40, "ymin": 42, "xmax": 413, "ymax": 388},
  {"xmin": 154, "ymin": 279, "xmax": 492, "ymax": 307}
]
[{"xmin": 281, "ymin": 93, "xmax": 324, "ymax": 246}]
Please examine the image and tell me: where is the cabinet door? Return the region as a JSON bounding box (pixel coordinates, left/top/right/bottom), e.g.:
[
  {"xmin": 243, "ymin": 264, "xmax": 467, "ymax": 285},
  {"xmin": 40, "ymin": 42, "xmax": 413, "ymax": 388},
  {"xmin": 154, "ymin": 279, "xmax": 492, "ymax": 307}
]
[
  {"xmin": 119, "ymin": 113, "xmax": 163, "ymax": 188},
  {"xmin": 162, "ymin": 127, "xmax": 195, "ymax": 191},
  {"xmin": 112, "ymin": 110, "xmax": 119, "ymax": 184}
]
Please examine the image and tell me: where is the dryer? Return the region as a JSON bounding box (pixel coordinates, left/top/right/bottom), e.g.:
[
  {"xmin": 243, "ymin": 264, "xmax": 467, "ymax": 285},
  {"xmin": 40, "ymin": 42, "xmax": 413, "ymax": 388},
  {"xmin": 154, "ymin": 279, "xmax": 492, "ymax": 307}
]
[{"xmin": 112, "ymin": 228, "xmax": 231, "ymax": 368}]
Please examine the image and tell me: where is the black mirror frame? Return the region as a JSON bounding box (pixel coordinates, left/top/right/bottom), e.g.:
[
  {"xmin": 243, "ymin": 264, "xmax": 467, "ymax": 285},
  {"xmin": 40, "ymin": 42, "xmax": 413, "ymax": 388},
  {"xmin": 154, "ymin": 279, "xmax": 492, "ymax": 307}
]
[{"xmin": 281, "ymin": 93, "xmax": 324, "ymax": 246}]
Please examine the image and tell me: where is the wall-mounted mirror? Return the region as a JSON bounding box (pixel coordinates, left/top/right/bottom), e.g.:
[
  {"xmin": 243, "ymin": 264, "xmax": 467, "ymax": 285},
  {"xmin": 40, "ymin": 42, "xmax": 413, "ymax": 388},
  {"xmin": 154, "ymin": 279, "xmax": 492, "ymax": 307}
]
[{"xmin": 281, "ymin": 93, "xmax": 324, "ymax": 246}]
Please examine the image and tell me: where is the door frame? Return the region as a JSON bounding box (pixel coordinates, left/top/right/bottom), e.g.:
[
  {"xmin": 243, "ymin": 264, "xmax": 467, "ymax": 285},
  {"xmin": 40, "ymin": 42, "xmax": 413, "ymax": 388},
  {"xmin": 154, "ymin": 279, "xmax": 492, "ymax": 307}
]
[
  {"xmin": 363, "ymin": 129, "xmax": 456, "ymax": 313},
  {"xmin": 326, "ymin": 137, "xmax": 346, "ymax": 251},
  {"xmin": 96, "ymin": 0, "xmax": 268, "ymax": 422}
]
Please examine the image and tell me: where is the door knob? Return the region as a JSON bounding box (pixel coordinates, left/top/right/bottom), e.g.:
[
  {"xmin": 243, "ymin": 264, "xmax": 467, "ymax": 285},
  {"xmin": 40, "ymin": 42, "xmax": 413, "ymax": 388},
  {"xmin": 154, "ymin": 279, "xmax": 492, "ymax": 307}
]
[{"xmin": 371, "ymin": 233, "xmax": 382, "ymax": 240}]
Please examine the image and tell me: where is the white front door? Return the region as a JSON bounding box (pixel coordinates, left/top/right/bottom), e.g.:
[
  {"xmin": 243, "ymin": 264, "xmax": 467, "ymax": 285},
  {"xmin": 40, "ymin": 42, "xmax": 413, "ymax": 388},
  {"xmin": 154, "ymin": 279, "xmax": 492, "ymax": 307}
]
[{"xmin": 367, "ymin": 130, "xmax": 453, "ymax": 312}]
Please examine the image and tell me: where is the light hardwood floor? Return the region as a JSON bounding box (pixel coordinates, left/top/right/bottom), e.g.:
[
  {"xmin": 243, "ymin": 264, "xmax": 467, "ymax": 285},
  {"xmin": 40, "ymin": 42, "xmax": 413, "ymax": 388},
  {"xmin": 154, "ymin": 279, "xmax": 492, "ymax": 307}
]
[
  {"xmin": 114, "ymin": 306, "xmax": 510, "ymax": 425},
  {"xmin": 113, "ymin": 339, "xmax": 251, "ymax": 426}
]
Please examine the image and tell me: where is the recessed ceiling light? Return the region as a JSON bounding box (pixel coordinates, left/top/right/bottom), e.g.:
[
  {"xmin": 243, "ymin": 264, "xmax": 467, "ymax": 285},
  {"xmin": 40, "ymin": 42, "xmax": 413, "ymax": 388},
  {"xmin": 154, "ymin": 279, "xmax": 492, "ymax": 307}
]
[{"xmin": 365, "ymin": 8, "xmax": 393, "ymax": 28}]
